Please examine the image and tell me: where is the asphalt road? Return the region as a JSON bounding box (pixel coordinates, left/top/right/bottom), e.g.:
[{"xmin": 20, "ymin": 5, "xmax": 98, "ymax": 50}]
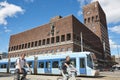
[{"xmin": 0, "ymin": 71, "xmax": 120, "ymax": 80}]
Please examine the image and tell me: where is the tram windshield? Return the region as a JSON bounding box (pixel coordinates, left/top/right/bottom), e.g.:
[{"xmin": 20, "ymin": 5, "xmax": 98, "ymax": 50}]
[{"xmin": 87, "ymin": 54, "xmax": 94, "ymax": 69}]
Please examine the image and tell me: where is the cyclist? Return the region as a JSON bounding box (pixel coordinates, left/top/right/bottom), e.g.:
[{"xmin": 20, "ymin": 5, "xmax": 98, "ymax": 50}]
[
  {"xmin": 15, "ymin": 53, "xmax": 31, "ymax": 80},
  {"xmin": 62, "ymin": 56, "xmax": 71, "ymax": 80}
]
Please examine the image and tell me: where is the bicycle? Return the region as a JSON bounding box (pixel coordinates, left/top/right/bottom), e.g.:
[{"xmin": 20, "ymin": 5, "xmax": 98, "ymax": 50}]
[
  {"xmin": 57, "ymin": 64, "xmax": 77, "ymax": 80},
  {"xmin": 10, "ymin": 69, "xmax": 31, "ymax": 80}
]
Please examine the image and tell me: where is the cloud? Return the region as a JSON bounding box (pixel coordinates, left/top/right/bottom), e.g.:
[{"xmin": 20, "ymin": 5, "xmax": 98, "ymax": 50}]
[
  {"xmin": 3, "ymin": 26, "xmax": 11, "ymax": 33},
  {"xmin": 0, "ymin": 1, "xmax": 24, "ymax": 25},
  {"xmin": 109, "ymin": 25, "xmax": 120, "ymax": 34},
  {"xmin": 91, "ymin": 0, "xmax": 120, "ymax": 24},
  {"xmin": 109, "ymin": 39, "xmax": 120, "ymax": 49},
  {"xmin": 77, "ymin": 0, "xmax": 90, "ymax": 16}
]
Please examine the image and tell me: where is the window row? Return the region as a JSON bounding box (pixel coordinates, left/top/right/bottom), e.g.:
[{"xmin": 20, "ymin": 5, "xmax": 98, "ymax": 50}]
[
  {"xmin": 84, "ymin": 15, "xmax": 98, "ymax": 24},
  {"xmin": 38, "ymin": 59, "xmax": 76, "ymax": 68},
  {"xmin": 9, "ymin": 33, "xmax": 71, "ymax": 51},
  {"xmin": 9, "ymin": 47, "xmax": 72, "ymax": 58}
]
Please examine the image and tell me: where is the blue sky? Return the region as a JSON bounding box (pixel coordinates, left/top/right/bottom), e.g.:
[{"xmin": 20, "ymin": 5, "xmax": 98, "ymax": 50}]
[{"xmin": 0, "ymin": 0, "xmax": 120, "ymax": 56}]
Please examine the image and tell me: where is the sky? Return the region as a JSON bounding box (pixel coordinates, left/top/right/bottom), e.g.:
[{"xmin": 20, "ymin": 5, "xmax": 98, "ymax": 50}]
[{"xmin": 0, "ymin": 0, "xmax": 120, "ymax": 56}]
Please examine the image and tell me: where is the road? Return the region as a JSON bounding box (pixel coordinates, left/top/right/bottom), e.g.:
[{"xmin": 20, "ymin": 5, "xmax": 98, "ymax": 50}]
[{"xmin": 0, "ymin": 71, "xmax": 120, "ymax": 80}]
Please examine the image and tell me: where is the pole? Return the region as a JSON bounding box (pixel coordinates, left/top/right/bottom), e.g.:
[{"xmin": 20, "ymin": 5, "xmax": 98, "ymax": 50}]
[
  {"xmin": 80, "ymin": 32, "xmax": 83, "ymax": 52},
  {"xmin": 116, "ymin": 45, "xmax": 120, "ymax": 64}
]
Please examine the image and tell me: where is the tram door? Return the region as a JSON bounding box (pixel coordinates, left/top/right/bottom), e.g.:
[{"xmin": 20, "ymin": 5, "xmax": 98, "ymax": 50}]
[
  {"xmin": 45, "ymin": 61, "xmax": 51, "ymax": 73},
  {"xmin": 80, "ymin": 58, "xmax": 86, "ymax": 75}
]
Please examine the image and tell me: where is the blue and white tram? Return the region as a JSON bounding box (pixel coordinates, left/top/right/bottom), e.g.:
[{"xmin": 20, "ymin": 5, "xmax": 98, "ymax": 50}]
[
  {"xmin": 0, "ymin": 51, "xmax": 99, "ymax": 76},
  {"xmin": 0, "ymin": 58, "xmax": 8, "ymax": 73},
  {"xmin": 25, "ymin": 56, "xmax": 34, "ymax": 73},
  {"xmin": 36, "ymin": 51, "xmax": 99, "ymax": 76},
  {"xmin": 9, "ymin": 57, "xmax": 18, "ymax": 73}
]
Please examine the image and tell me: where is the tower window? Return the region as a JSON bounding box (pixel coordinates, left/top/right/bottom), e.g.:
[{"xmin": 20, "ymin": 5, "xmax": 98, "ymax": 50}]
[
  {"xmin": 84, "ymin": 19, "xmax": 86, "ymax": 24},
  {"xmin": 92, "ymin": 16, "xmax": 94, "ymax": 22},
  {"xmin": 96, "ymin": 15, "xmax": 98, "ymax": 20},
  {"xmin": 88, "ymin": 17, "xmax": 90, "ymax": 23}
]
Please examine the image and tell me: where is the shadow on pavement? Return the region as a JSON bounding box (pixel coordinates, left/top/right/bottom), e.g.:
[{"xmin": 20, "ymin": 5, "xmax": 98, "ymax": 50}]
[{"xmin": 0, "ymin": 73, "xmax": 12, "ymax": 77}]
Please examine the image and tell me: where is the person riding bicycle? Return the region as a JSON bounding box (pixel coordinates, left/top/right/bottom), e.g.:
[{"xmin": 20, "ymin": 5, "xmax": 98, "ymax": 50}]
[
  {"xmin": 15, "ymin": 53, "xmax": 31, "ymax": 80},
  {"xmin": 62, "ymin": 56, "xmax": 71, "ymax": 80}
]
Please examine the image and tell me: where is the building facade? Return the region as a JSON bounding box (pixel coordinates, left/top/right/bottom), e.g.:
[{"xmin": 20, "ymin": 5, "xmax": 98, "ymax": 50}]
[{"xmin": 8, "ymin": 1, "xmax": 111, "ymax": 68}]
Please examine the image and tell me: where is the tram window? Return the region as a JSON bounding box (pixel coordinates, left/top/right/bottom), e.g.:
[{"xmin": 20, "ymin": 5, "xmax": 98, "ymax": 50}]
[
  {"xmin": 80, "ymin": 58, "xmax": 85, "ymax": 68},
  {"xmin": 39, "ymin": 62, "xmax": 44, "ymax": 68},
  {"xmin": 10, "ymin": 62, "xmax": 15, "ymax": 68},
  {"xmin": 28, "ymin": 62, "xmax": 33, "ymax": 68},
  {"xmin": 46, "ymin": 61, "xmax": 51, "ymax": 68},
  {"xmin": 52, "ymin": 61, "xmax": 59, "ymax": 68},
  {"xmin": 1, "ymin": 64, "xmax": 7, "ymax": 68},
  {"xmin": 71, "ymin": 59, "xmax": 76, "ymax": 67}
]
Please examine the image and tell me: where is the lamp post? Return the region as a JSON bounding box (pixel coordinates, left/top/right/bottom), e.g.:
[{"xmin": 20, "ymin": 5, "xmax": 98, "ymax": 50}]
[{"xmin": 80, "ymin": 32, "xmax": 83, "ymax": 52}]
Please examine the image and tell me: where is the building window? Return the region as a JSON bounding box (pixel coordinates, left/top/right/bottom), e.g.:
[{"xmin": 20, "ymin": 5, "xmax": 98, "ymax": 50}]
[
  {"xmin": 31, "ymin": 42, "xmax": 34, "ymax": 47},
  {"xmin": 56, "ymin": 36, "xmax": 60, "ymax": 43},
  {"xmin": 73, "ymin": 34, "xmax": 77, "ymax": 40},
  {"xmin": 25, "ymin": 43, "xmax": 27, "ymax": 48},
  {"xmin": 42, "ymin": 39, "xmax": 46, "ymax": 45},
  {"xmin": 16, "ymin": 45, "xmax": 18, "ymax": 50},
  {"xmin": 35, "ymin": 41, "xmax": 38, "ymax": 47},
  {"xmin": 28, "ymin": 42, "xmax": 30, "ymax": 48},
  {"xmin": 13, "ymin": 46, "xmax": 15, "ymax": 51},
  {"xmin": 92, "ymin": 16, "xmax": 94, "ymax": 22},
  {"xmin": 96, "ymin": 15, "xmax": 98, "ymax": 20},
  {"xmin": 67, "ymin": 33, "xmax": 71, "ymax": 41},
  {"xmin": 61, "ymin": 35, "xmax": 65, "ymax": 42},
  {"xmin": 47, "ymin": 38, "xmax": 50, "ymax": 44},
  {"xmin": 22, "ymin": 44, "xmax": 24, "ymax": 49},
  {"xmin": 19, "ymin": 45, "xmax": 21, "ymax": 49},
  {"xmin": 84, "ymin": 19, "xmax": 86, "ymax": 24},
  {"xmin": 51, "ymin": 37, "xmax": 54, "ymax": 44},
  {"xmin": 51, "ymin": 25, "xmax": 55, "ymax": 36},
  {"xmin": 38, "ymin": 40, "xmax": 41, "ymax": 46}
]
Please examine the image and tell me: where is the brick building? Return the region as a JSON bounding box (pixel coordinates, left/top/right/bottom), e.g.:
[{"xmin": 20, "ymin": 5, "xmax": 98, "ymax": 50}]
[
  {"xmin": 83, "ymin": 1, "xmax": 111, "ymax": 60},
  {"xmin": 8, "ymin": 1, "xmax": 111, "ymax": 67}
]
